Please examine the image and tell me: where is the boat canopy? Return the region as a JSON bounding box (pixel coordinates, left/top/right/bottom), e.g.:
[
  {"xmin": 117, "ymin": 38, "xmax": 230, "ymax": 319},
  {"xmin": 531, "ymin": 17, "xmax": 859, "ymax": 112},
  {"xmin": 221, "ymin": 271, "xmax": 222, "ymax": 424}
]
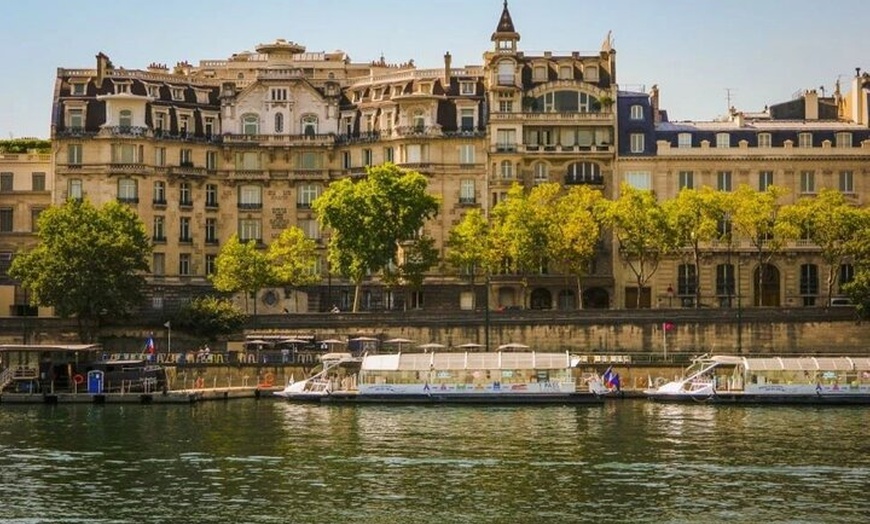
[
  {"xmin": 361, "ymin": 351, "xmax": 575, "ymax": 371},
  {"xmin": 712, "ymin": 355, "xmax": 870, "ymax": 372}
]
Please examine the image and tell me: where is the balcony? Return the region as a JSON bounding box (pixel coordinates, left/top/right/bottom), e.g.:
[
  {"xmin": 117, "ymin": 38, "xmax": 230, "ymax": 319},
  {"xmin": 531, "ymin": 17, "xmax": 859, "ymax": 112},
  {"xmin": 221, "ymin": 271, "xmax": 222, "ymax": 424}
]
[
  {"xmin": 336, "ymin": 132, "xmax": 381, "ymax": 144},
  {"xmin": 489, "ymin": 111, "xmax": 614, "ymax": 123},
  {"xmin": 564, "ymin": 174, "xmax": 604, "ymax": 186},
  {"xmin": 394, "ymin": 125, "xmax": 442, "ymax": 138},
  {"xmin": 108, "ymin": 163, "xmax": 151, "ymax": 175},
  {"xmin": 237, "ymin": 203, "xmax": 263, "ymax": 210},
  {"xmin": 222, "ymin": 133, "xmax": 336, "ymax": 147},
  {"xmin": 168, "ymin": 165, "xmax": 207, "ymax": 179},
  {"xmin": 99, "ymin": 126, "xmax": 149, "ymax": 138}
]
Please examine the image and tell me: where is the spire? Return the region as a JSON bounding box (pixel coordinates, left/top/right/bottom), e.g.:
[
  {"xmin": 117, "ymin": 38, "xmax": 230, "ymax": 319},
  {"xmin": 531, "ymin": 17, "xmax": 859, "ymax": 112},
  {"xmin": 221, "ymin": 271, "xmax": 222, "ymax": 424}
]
[{"xmin": 491, "ymin": 0, "xmax": 519, "ymax": 42}]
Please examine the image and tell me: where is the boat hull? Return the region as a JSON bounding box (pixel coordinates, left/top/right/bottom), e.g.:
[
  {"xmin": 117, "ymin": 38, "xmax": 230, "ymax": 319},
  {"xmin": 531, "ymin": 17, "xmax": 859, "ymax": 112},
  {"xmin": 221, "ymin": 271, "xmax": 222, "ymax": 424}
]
[
  {"xmin": 647, "ymin": 392, "xmax": 870, "ymax": 405},
  {"xmin": 282, "ymin": 391, "xmax": 604, "ymax": 405}
]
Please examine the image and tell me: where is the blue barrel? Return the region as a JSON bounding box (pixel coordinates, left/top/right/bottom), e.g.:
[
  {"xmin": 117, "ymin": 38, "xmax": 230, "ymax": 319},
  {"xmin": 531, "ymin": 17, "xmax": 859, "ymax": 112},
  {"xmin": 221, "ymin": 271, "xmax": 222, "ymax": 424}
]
[{"xmin": 87, "ymin": 370, "xmax": 104, "ymax": 394}]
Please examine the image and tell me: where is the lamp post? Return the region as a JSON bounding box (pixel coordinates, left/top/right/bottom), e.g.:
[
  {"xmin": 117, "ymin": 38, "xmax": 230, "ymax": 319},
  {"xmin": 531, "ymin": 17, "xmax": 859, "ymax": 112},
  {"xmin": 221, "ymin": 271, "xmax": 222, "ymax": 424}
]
[{"xmin": 484, "ymin": 273, "xmax": 490, "ymax": 352}]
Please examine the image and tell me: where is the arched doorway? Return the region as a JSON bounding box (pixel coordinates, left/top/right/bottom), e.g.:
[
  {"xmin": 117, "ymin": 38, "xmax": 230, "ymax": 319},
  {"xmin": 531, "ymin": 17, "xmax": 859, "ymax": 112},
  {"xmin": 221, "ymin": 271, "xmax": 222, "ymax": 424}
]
[
  {"xmin": 530, "ymin": 288, "xmax": 552, "ymax": 310},
  {"xmin": 582, "ymin": 287, "xmax": 610, "ymax": 309},
  {"xmin": 557, "ymin": 289, "xmax": 576, "ymax": 310},
  {"xmin": 754, "ymin": 264, "xmax": 781, "ymax": 306}
]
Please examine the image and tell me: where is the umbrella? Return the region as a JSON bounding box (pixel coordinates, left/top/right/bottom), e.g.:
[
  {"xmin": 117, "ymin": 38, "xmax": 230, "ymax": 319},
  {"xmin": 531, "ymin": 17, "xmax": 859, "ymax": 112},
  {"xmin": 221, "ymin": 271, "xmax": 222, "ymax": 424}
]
[
  {"xmin": 458, "ymin": 342, "xmax": 484, "ymax": 349},
  {"xmin": 319, "ymin": 339, "xmax": 345, "ymax": 345},
  {"xmin": 349, "ymin": 336, "xmax": 379, "ymax": 342},
  {"xmin": 245, "ymin": 339, "xmax": 270, "ymax": 346},
  {"xmin": 418, "ymin": 343, "xmax": 446, "ymax": 350},
  {"xmin": 280, "ymin": 338, "xmax": 309, "ymax": 344},
  {"xmin": 384, "ymin": 338, "xmax": 414, "ymax": 344},
  {"xmin": 498, "ymin": 343, "xmax": 530, "ymax": 350}
]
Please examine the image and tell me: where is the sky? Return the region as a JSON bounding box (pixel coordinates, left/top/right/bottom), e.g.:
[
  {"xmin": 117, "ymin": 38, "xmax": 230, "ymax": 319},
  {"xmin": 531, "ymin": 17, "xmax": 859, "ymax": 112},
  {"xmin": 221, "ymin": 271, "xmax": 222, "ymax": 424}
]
[{"xmin": 3, "ymin": 0, "xmax": 870, "ymax": 139}]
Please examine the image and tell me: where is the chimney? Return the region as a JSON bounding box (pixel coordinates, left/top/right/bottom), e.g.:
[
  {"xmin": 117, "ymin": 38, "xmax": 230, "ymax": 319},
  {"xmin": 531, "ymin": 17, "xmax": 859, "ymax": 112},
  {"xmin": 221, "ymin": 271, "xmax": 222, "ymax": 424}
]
[
  {"xmin": 96, "ymin": 52, "xmax": 111, "ymax": 83},
  {"xmin": 804, "ymin": 89, "xmax": 819, "ymax": 120},
  {"xmin": 650, "ymin": 84, "xmax": 660, "ymax": 123},
  {"xmin": 444, "ymin": 52, "xmax": 452, "ymax": 84}
]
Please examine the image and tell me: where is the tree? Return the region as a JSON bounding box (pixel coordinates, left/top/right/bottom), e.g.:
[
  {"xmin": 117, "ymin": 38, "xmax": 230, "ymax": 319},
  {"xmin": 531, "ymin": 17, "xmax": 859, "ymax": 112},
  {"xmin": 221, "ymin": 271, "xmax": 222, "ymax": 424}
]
[
  {"xmin": 9, "ymin": 199, "xmax": 151, "ymax": 342},
  {"xmin": 396, "ymin": 235, "xmax": 440, "ymax": 310},
  {"xmin": 175, "ymin": 296, "xmax": 247, "ymax": 340},
  {"xmin": 211, "ymin": 235, "xmax": 273, "ymax": 314},
  {"xmin": 601, "ymin": 184, "xmax": 674, "ymax": 309},
  {"xmin": 446, "ymin": 208, "xmax": 490, "ymax": 309},
  {"xmin": 663, "ymin": 187, "xmax": 728, "ymax": 308},
  {"xmin": 544, "ymin": 184, "xmax": 603, "ymax": 309},
  {"xmin": 729, "ymin": 185, "xmax": 794, "ymax": 306},
  {"xmin": 266, "ymin": 227, "xmax": 320, "ymax": 312},
  {"xmin": 779, "ymin": 188, "xmax": 870, "ymax": 306},
  {"xmin": 313, "ymin": 163, "xmax": 439, "ymax": 312}
]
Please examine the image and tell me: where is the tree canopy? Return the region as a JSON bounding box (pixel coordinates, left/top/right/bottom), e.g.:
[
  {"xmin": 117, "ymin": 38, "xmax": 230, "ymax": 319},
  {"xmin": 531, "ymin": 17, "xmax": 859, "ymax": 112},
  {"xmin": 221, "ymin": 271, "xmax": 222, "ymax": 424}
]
[
  {"xmin": 313, "ymin": 163, "xmax": 439, "ymax": 311},
  {"xmin": 9, "ymin": 199, "xmax": 151, "ymax": 341},
  {"xmin": 211, "ymin": 234, "xmax": 273, "ymax": 314}
]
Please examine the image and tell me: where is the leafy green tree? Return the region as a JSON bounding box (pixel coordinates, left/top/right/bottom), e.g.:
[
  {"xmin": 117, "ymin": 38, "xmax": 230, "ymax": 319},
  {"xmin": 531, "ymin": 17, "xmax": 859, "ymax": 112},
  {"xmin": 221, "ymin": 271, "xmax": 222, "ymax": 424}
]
[
  {"xmin": 313, "ymin": 163, "xmax": 439, "ymax": 311},
  {"xmin": 544, "ymin": 184, "xmax": 603, "ymax": 309},
  {"xmin": 729, "ymin": 185, "xmax": 794, "ymax": 306},
  {"xmin": 266, "ymin": 227, "xmax": 320, "ymax": 312},
  {"xmin": 175, "ymin": 296, "xmax": 247, "ymax": 340},
  {"xmin": 9, "ymin": 199, "xmax": 151, "ymax": 342},
  {"xmin": 396, "ymin": 235, "xmax": 440, "ymax": 309},
  {"xmin": 780, "ymin": 188, "xmax": 870, "ymax": 306},
  {"xmin": 445, "ymin": 208, "xmax": 491, "ymax": 310},
  {"xmin": 211, "ymin": 235, "xmax": 273, "ymax": 314},
  {"xmin": 663, "ymin": 187, "xmax": 728, "ymax": 307},
  {"xmin": 601, "ymin": 184, "xmax": 674, "ymax": 309},
  {"xmin": 0, "ymin": 138, "xmax": 51, "ymax": 153}
]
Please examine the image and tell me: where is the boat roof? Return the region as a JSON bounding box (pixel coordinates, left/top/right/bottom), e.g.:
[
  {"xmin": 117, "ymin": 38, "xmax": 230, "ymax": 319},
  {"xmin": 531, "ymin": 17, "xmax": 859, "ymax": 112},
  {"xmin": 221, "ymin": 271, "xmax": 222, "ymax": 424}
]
[
  {"xmin": 361, "ymin": 351, "xmax": 577, "ymax": 371},
  {"xmin": 711, "ymin": 355, "xmax": 870, "ymax": 371},
  {"xmin": 0, "ymin": 344, "xmax": 102, "ymax": 353}
]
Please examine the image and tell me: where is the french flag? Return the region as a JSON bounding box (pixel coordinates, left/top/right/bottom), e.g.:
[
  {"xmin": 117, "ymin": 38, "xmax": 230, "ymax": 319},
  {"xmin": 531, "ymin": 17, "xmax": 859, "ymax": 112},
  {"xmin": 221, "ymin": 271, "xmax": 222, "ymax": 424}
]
[
  {"xmin": 145, "ymin": 336, "xmax": 155, "ymax": 354},
  {"xmin": 602, "ymin": 366, "xmax": 621, "ymax": 390}
]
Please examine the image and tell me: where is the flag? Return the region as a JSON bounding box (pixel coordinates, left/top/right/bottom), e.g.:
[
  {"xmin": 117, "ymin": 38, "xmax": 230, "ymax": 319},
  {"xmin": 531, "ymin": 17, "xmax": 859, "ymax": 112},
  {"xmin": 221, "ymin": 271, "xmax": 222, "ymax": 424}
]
[
  {"xmin": 602, "ymin": 366, "xmax": 614, "ymax": 385},
  {"xmin": 145, "ymin": 335, "xmax": 155, "ymax": 355},
  {"xmin": 608, "ymin": 373, "xmax": 621, "ymax": 391}
]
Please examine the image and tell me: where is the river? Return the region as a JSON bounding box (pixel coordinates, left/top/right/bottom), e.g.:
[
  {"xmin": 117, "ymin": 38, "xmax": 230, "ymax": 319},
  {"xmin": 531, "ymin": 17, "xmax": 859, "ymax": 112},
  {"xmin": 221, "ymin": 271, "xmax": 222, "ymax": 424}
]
[{"xmin": 0, "ymin": 399, "xmax": 866, "ymax": 523}]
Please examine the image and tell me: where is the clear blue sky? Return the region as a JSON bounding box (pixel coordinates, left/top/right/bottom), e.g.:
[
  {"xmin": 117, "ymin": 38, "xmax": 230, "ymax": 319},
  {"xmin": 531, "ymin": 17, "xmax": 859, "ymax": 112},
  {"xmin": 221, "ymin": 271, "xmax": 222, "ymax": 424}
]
[{"xmin": 3, "ymin": 0, "xmax": 870, "ymax": 139}]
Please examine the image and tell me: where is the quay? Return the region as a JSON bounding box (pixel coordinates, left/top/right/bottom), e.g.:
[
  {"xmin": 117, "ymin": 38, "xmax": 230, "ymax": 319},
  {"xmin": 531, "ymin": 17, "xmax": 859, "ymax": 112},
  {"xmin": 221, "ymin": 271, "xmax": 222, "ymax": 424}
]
[{"xmin": 0, "ymin": 385, "xmax": 283, "ymax": 405}]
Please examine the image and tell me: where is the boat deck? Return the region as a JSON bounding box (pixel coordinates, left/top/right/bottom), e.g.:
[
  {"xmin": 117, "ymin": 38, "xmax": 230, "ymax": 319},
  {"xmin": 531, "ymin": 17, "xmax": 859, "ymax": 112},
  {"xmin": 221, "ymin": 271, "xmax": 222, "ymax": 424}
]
[{"xmin": 0, "ymin": 386, "xmax": 281, "ymax": 404}]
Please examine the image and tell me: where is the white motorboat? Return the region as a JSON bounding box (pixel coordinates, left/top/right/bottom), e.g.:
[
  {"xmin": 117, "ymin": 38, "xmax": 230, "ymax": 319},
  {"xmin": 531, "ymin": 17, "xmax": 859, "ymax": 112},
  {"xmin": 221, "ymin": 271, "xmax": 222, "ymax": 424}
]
[{"xmin": 273, "ymin": 352, "xmax": 360, "ymax": 401}]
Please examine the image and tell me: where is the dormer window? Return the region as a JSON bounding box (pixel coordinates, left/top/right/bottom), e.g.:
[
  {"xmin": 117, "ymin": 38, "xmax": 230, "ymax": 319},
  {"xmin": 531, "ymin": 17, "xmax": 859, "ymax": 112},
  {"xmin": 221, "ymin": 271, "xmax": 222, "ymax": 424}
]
[
  {"xmin": 677, "ymin": 133, "xmax": 692, "ymax": 148},
  {"xmin": 154, "ymin": 112, "xmax": 167, "ymax": 132},
  {"xmin": 393, "ymin": 85, "xmax": 403, "ymax": 97},
  {"xmin": 353, "ymin": 91, "xmax": 362, "ymax": 103},
  {"xmin": 373, "ymin": 88, "xmax": 383, "ymax": 101},
  {"xmin": 559, "ymin": 65, "xmax": 573, "ymax": 80},
  {"xmin": 146, "ymin": 85, "xmax": 160, "ymax": 98},
  {"xmin": 113, "ymin": 82, "xmax": 131, "ymax": 94},
  {"xmin": 460, "ymin": 82, "xmax": 475, "ymax": 95},
  {"xmin": 67, "ymin": 108, "xmax": 84, "ymax": 130},
  {"xmin": 170, "ymin": 87, "xmax": 185, "ymax": 101},
  {"xmin": 629, "ymin": 104, "xmax": 644, "ymax": 120},
  {"xmin": 836, "ymin": 132, "xmax": 852, "ymax": 148},
  {"xmin": 716, "ymin": 133, "xmax": 730, "ymax": 148},
  {"xmin": 195, "ymin": 90, "xmax": 210, "ymax": 104},
  {"xmin": 757, "ymin": 133, "xmax": 772, "ymax": 148},
  {"xmin": 798, "ymin": 132, "xmax": 813, "ymax": 148},
  {"xmin": 418, "ymin": 83, "xmax": 431, "ymax": 94},
  {"xmin": 584, "ymin": 65, "xmax": 599, "ymax": 82},
  {"xmin": 533, "ymin": 65, "xmax": 547, "ymax": 82},
  {"xmin": 71, "ymin": 82, "xmax": 87, "ymax": 96}
]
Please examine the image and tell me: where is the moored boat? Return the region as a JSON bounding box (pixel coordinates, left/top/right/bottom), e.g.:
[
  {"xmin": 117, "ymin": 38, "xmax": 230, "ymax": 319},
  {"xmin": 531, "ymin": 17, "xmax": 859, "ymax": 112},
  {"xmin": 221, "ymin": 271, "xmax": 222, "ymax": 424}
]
[
  {"xmin": 275, "ymin": 350, "xmax": 607, "ymax": 404},
  {"xmin": 646, "ymin": 354, "xmax": 870, "ymax": 404}
]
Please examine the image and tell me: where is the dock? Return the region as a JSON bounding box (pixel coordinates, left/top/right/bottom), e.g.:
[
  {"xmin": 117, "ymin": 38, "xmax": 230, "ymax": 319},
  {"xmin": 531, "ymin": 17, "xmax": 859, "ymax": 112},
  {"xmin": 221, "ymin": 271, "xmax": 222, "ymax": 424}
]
[{"xmin": 0, "ymin": 386, "xmax": 283, "ymax": 405}]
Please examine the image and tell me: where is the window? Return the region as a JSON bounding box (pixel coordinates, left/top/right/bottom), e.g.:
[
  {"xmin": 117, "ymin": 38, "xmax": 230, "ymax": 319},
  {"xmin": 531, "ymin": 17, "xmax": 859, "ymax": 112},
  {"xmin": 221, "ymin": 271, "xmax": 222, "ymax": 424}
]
[
  {"xmin": 153, "ymin": 216, "xmax": 165, "ymax": 241},
  {"xmin": 798, "ymin": 132, "xmax": 812, "ymax": 148},
  {"xmin": 559, "ymin": 65, "xmax": 573, "ymax": 80},
  {"xmin": 118, "ymin": 109, "xmax": 132, "ymax": 128},
  {"xmin": 384, "ymin": 147, "xmax": 394, "ymax": 163},
  {"xmin": 152, "ymin": 253, "xmax": 165, "ymax": 276},
  {"xmin": 460, "ymin": 179, "xmax": 475, "ymax": 204},
  {"xmin": 629, "ymin": 105, "xmax": 644, "ymax": 120},
  {"xmin": 271, "ymin": 88, "xmax": 287, "ymax": 101},
  {"xmin": 498, "ymin": 100, "xmax": 513, "ymax": 113},
  {"xmin": 758, "ymin": 171, "xmax": 773, "ymax": 191},
  {"xmin": 716, "ymin": 264, "xmax": 735, "ymax": 297},
  {"xmin": 68, "ymin": 108, "xmax": 84, "ymax": 130},
  {"xmin": 0, "ymin": 172, "xmax": 12, "ymax": 192},
  {"xmin": 800, "ymin": 264, "xmax": 819, "ymax": 305},
  {"xmin": 717, "ymin": 171, "xmax": 732, "ymax": 191},
  {"xmin": 715, "ymin": 133, "xmax": 730, "ymax": 148},
  {"xmin": 68, "ymin": 144, "xmax": 82, "ymax": 165},
  {"xmin": 242, "ymin": 114, "xmax": 259, "ymax": 135},
  {"xmin": 497, "ymin": 61, "xmax": 514, "ymax": 85},
  {"xmin": 274, "ymin": 113, "xmax": 284, "ymax": 133},
  {"xmin": 298, "ymin": 184, "xmax": 320, "ymax": 208},
  {"xmin": 460, "ymin": 81, "xmax": 476, "ymax": 95},
  {"xmin": 112, "ymin": 144, "xmax": 139, "ymax": 164},
  {"xmin": 630, "ymin": 133, "xmax": 645, "ymax": 153},
  {"xmin": 205, "ymin": 184, "xmax": 218, "ymax": 207},
  {"xmin": 180, "ymin": 149, "xmax": 192, "ymax": 167},
  {"xmin": 153, "ymin": 181, "xmax": 166, "ymax": 204},
  {"xmin": 31, "ymin": 207, "xmax": 44, "ymax": 232},
  {"xmin": 299, "ymin": 151, "xmax": 321, "ymax": 169},
  {"xmin": 238, "ymin": 218, "xmax": 261, "ymax": 242},
  {"xmin": 678, "ymin": 171, "xmax": 694, "ymax": 190},
  {"xmin": 677, "ymin": 133, "xmax": 692, "ymax": 148},
  {"xmin": 205, "ymin": 254, "xmax": 216, "ymax": 276},
  {"xmin": 204, "ymin": 117, "xmax": 215, "ymax": 137},
  {"xmin": 154, "ymin": 112, "xmax": 166, "ymax": 133},
  {"xmin": 237, "ymin": 151, "xmax": 260, "ymax": 170},
  {"xmin": 179, "ymin": 253, "xmax": 191, "ymax": 276},
  {"xmin": 178, "ymin": 115, "xmax": 190, "ymax": 136},
  {"xmin": 584, "ymin": 65, "xmax": 599, "ymax": 82},
  {"xmin": 179, "ymin": 182, "xmax": 192, "ymax": 206},
  {"xmin": 533, "ymin": 65, "xmax": 547, "ymax": 82},
  {"xmin": 32, "ymin": 172, "xmax": 45, "ymax": 191},
  {"xmin": 147, "ymin": 85, "xmax": 160, "ymax": 98},
  {"xmin": 170, "ymin": 87, "xmax": 184, "ymax": 101},
  {"xmin": 624, "ymin": 171, "xmax": 651, "ymax": 190},
  {"xmin": 362, "ymin": 148, "xmax": 373, "ymax": 166},
  {"xmin": 800, "ymin": 171, "xmax": 815, "ymax": 194},
  {"xmin": 412, "ymin": 110, "xmax": 425, "ymax": 130},
  {"xmin": 238, "ymin": 185, "xmax": 262, "ymax": 208},
  {"xmin": 533, "ymin": 162, "xmax": 548, "ymax": 184},
  {"xmin": 840, "ymin": 264, "xmax": 854, "ymax": 288},
  {"xmin": 836, "ymin": 132, "xmax": 852, "ymax": 148},
  {"xmin": 71, "ymin": 82, "xmax": 86, "ymax": 95},
  {"xmin": 155, "ymin": 147, "xmax": 166, "ymax": 166},
  {"xmin": 68, "ymin": 179, "xmax": 83, "ymax": 200},
  {"xmin": 566, "ymin": 162, "xmax": 601, "ymax": 184},
  {"xmin": 206, "ymin": 151, "xmax": 217, "ymax": 171},
  {"xmin": 300, "ymin": 219, "xmax": 320, "ymax": 240},
  {"xmin": 301, "ymin": 115, "xmax": 318, "ymax": 136},
  {"xmin": 205, "ymin": 218, "xmax": 217, "ymax": 244},
  {"xmin": 117, "ymin": 178, "xmax": 138, "ymax": 202},
  {"xmin": 0, "ymin": 208, "xmax": 12, "ymax": 232},
  {"xmin": 757, "ymin": 133, "xmax": 772, "ymax": 148},
  {"xmin": 459, "ymin": 144, "xmax": 475, "ymax": 165},
  {"xmin": 500, "ymin": 160, "xmax": 514, "ymax": 179},
  {"xmin": 179, "ymin": 217, "xmax": 191, "ymax": 242},
  {"xmin": 839, "ymin": 171, "xmax": 854, "ymax": 193},
  {"xmin": 406, "ymin": 144, "xmax": 422, "ymax": 163},
  {"xmin": 460, "ymin": 108, "xmax": 474, "ymax": 131},
  {"xmin": 496, "ymin": 129, "xmax": 516, "ymax": 151},
  {"xmin": 717, "ymin": 218, "xmax": 732, "ymax": 240},
  {"xmin": 342, "ymin": 151, "xmax": 351, "ymax": 169},
  {"xmin": 677, "ymin": 264, "xmax": 697, "ymax": 297}
]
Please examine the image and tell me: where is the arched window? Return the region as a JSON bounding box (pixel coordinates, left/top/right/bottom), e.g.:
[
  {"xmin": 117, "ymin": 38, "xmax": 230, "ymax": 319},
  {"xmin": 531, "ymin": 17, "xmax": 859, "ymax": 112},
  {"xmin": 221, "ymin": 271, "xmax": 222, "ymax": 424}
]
[
  {"xmin": 500, "ymin": 160, "xmax": 513, "ymax": 179},
  {"xmin": 119, "ymin": 109, "xmax": 132, "ymax": 128},
  {"xmin": 274, "ymin": 113, "xmax": 284, "ymax": 133},
  {"xmin": 242, "ymin": 114, "xmax": 259, "ymax": 135},
  {"xmin": 301, "ymin": 114, "xmax": 318, "ymax": 136},
  {"xmin": 533, "ymin": 162, "xmax": 548, "ymax": 184},
  {"xmin": 413, "ymin": 110, "xmax": 425, "ymax": 131},
  {"xmin": 566, "ymin": 162, "xmax": 601, "ymax": 184},
  {"xmin": 497, "ymin": 61, "xmax": 514, "ymax": 85}
]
